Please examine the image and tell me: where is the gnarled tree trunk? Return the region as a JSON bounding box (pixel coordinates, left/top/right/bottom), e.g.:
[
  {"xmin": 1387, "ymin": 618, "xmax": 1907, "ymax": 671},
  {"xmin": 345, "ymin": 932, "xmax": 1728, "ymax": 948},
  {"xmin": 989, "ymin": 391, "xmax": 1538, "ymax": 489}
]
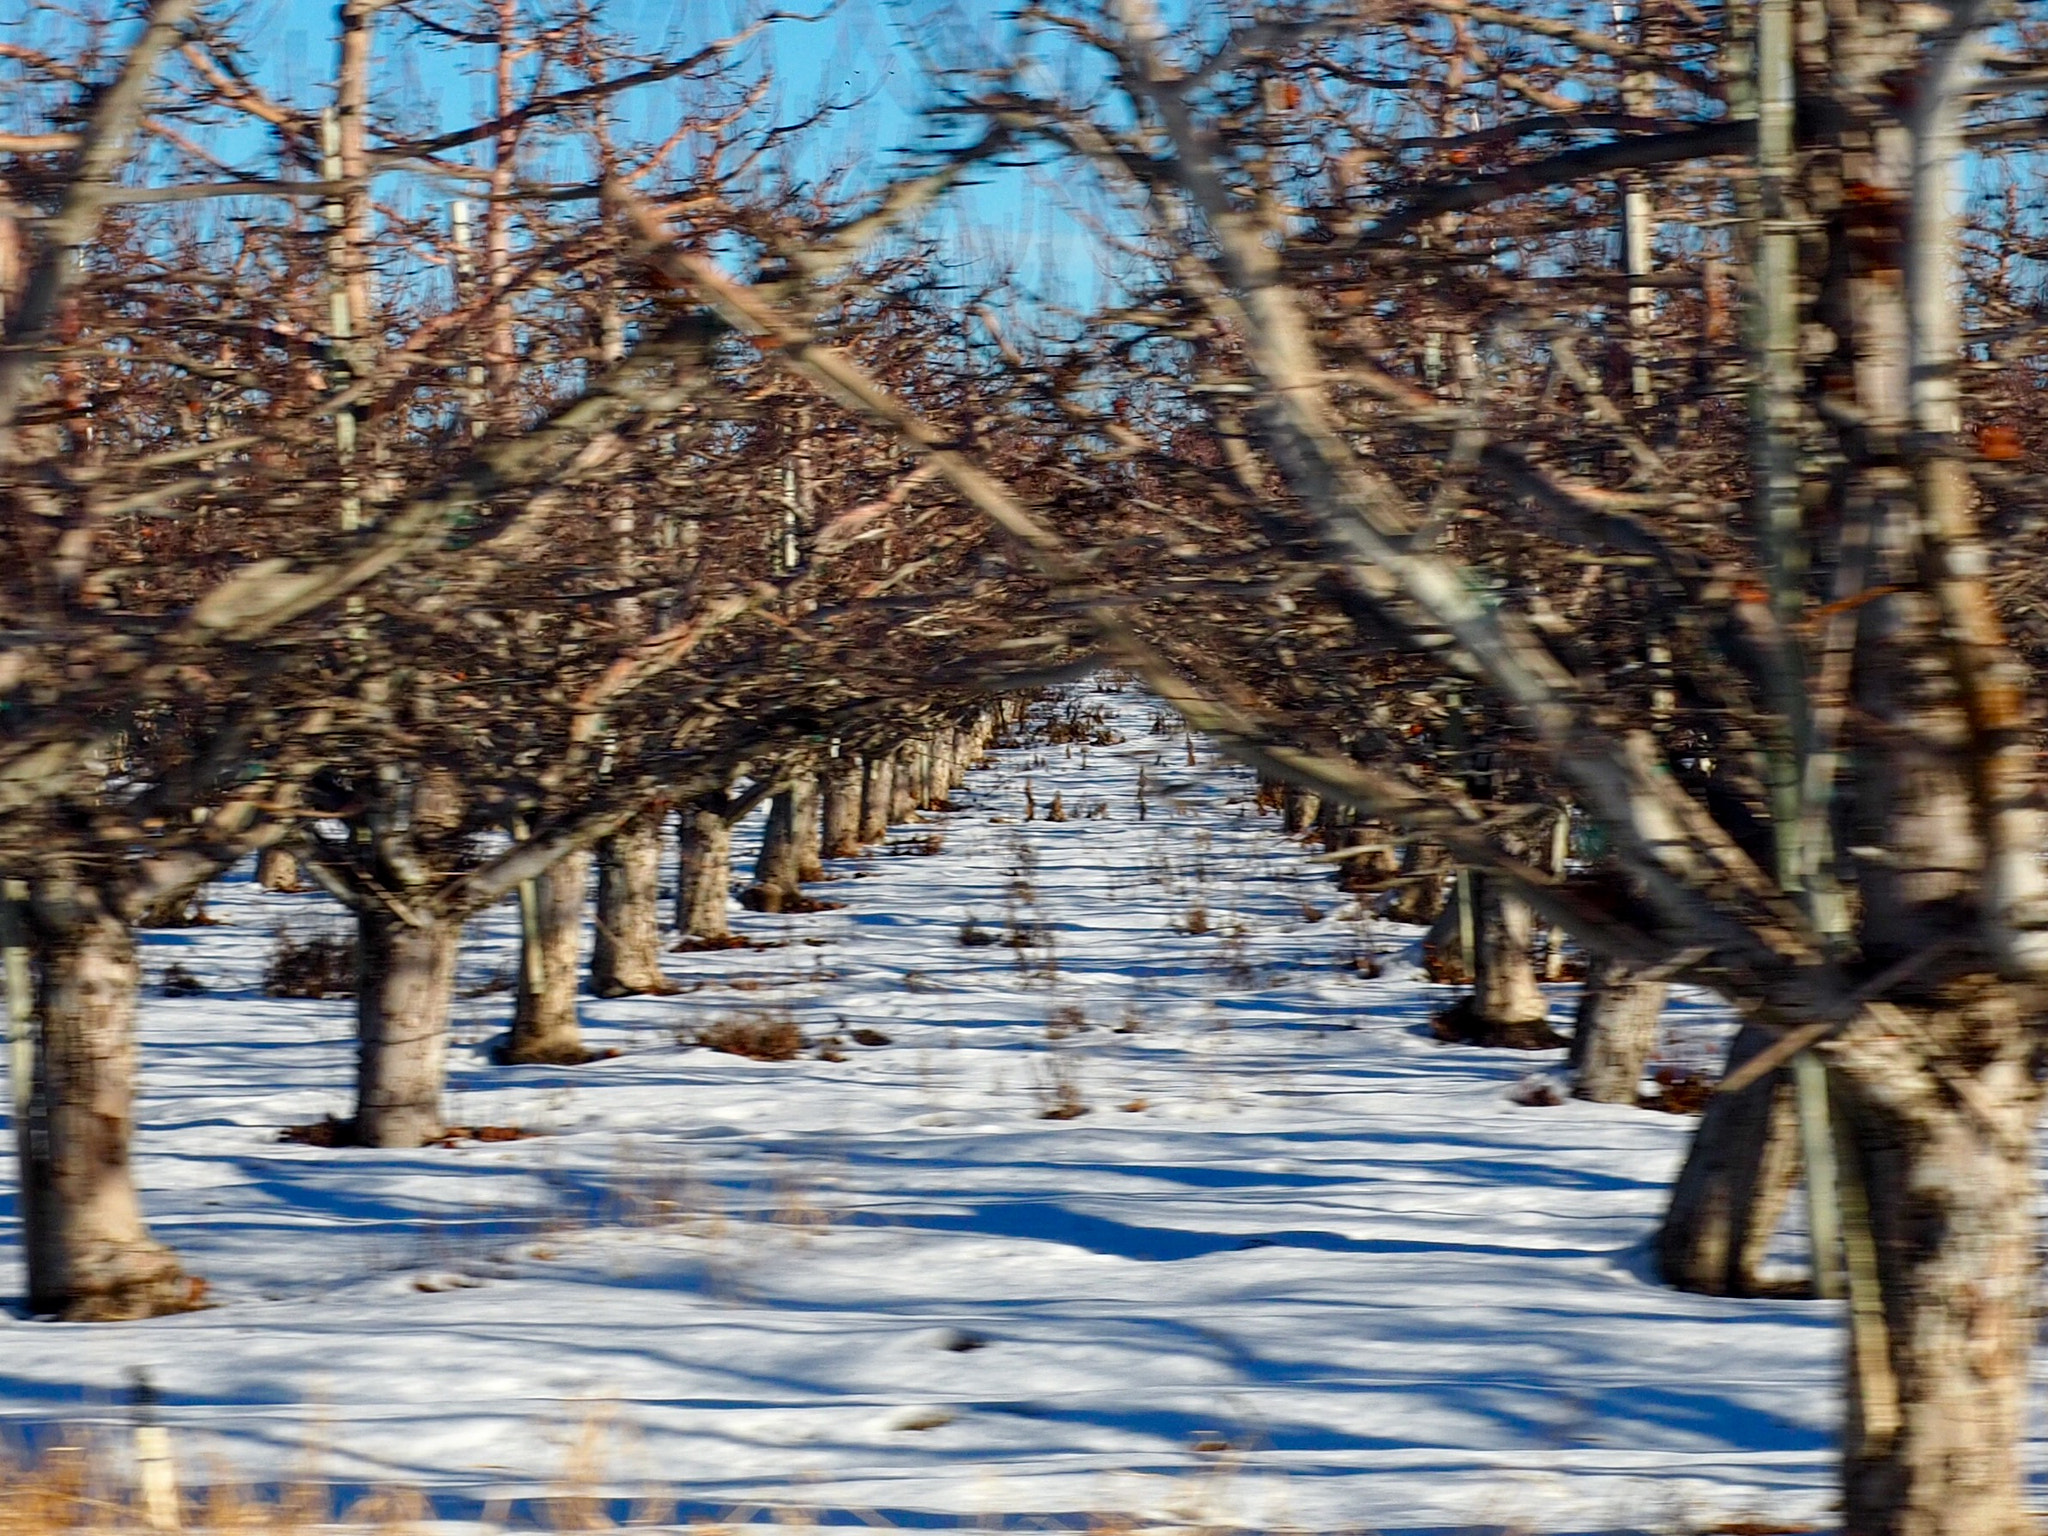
[
  {"xmin": 821, "ymin": 762, "xmax": 863, "ymax": 858},
  {"xmin": 1657, "ymin": 1022, "xmax": 1801, "ymax": 1295},
  {"xmin": 1570, "ymin": 955, "xmax": 1667, "ymax": 1104},
  {"xmin": 675, "ymin": 800, "xmax": 732, "ymax": 939},
  {"xmin": 889, "ymin": 742, "xmax": 920, "ymax": 821},
  {"xmin": 591, "ymin": 814, "xmax": 668, "ymax": 997},
  {"xmin": 354, "ymin": 908, "xmax": 460, "ymax": 1147},
  {"xmin": 504, "ymin": 849, "xmax": 590, "ymax": 1064},
  {"xmin": 18, "ymin": 886, "xmax": 191, "ymax": 1319},
  {"xmin": 1282, "ymin": 784, "xmax": 1321, "ymax": 835}
]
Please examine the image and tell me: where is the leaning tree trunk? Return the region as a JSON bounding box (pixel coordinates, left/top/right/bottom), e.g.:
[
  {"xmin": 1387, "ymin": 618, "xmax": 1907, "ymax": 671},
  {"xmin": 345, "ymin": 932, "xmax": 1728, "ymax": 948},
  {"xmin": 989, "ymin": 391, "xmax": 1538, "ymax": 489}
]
[
  {"xmin": 1570, "ymin": 955, "xmax": 1667, "ymax": 1104},
  {"xmin": 790, "ymin": 774, "xmax": 824, "ymax": 883},
  {"xmin": 675, "ymin": 801, "xmax": 733, "ymax": 939},
  {"xmin": 591, "ymin": 815, "xmax": 668, "ymax": 997},
  {"xmin": 820, "ymin": 762, "xmax": 864, "ymax": 858},
  {"xmin": 504, "ymin": 849, "xmax": 591, "ymax": 1065},
  {"xmin": 354, "ymin": 907, "xmax": 460, "ymax": 1147},
  {"xmin": 18, "ymin": 889, "xmax": 191, "ymax": 1319},
  {"xmin": 1656, "ymin": 1021, "xmax": 1801, "ymax": 1295},
  {"xmin": 859, "ymin": 754, "xmax": 894, "ymax": 844},
  {"xmin": 744, "ymin": 790, "xmax": 804, "ymax": 912},
  {"xmin": 1836, "ymin": 987, "xmax": 2042, "ymax": 1536}
]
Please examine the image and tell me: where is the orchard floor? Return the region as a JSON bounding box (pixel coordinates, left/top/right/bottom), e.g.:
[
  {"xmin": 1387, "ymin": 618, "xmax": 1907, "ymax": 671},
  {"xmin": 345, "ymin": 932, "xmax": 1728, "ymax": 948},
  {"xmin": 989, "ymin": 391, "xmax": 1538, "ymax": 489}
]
[{"xmin": 0, "ymin": 681, "xmax": 1980, "ymax": 1533}]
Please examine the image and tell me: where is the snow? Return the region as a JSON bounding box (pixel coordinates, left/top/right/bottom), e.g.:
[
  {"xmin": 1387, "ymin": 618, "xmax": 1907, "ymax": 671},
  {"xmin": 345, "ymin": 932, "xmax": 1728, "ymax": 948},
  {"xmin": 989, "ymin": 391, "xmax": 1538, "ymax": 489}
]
[{"xmin": 0, "ymin": 681, "xmax": 1895, "ymax": 1532}]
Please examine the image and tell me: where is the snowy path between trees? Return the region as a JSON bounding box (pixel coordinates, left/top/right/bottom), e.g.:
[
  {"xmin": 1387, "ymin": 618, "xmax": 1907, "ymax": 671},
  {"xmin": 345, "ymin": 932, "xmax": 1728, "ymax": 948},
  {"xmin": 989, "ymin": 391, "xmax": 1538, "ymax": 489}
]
[{"xmin": 0, "ymin": 682, "xmax": 1972, "ymax": 1532}]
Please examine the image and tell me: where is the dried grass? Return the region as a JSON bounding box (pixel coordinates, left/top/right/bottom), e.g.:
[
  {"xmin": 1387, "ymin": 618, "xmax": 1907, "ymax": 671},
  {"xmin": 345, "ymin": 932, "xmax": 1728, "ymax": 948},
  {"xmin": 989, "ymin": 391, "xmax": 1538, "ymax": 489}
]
[
  {"xmin": 689, "ymin": 1012, "xmax": 805, "ymax": 1061},
  {"xmin": 262, "ymin": 926, "xmax": 357, "ymax": 1000}
]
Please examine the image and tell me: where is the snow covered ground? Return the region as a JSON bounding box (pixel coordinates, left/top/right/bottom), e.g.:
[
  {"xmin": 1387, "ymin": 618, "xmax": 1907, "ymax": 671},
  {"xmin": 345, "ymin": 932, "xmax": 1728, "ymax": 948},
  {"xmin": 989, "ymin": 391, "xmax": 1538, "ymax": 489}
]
[{"xmin": 0, "ymin": 681, "xmax": 1917, "ymax": 1532}]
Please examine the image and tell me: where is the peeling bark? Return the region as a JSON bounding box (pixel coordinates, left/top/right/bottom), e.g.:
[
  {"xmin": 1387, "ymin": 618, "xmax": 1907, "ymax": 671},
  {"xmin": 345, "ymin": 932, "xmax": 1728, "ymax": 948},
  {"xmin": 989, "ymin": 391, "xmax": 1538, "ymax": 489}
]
[{"xmin": 821, "ymin": 761, "xmax": 863, "ymax": 858}]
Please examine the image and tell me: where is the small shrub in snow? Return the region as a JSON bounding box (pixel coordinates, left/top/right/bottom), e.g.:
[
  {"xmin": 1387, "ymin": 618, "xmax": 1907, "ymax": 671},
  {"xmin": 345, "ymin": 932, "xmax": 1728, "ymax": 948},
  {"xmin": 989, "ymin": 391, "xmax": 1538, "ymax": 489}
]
[
  {"xmin": 691, "ymin": 1012, "xmax": 805, "ymax": 1061},
  {"xmin": 958, "ymin": 914, "xmax": 999, "ymax": 947},
  {"xmin": 161, "ymin": 962, "xmax": 207, "ymax": 996},
  {"xmin": 263, "ymin": 925, "xmax": 358, "ymax": 998}
]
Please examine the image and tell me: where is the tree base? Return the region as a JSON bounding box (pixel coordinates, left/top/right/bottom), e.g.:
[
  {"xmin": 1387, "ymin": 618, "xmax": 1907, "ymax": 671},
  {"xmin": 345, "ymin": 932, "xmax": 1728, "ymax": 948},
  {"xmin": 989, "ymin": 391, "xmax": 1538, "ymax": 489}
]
[
  {"xmin": 493, "ymin": 1037, "xmax": 603, "ymax": 1067},
  {"xmin": 51, "ymin": 1257, "xmax": 207, "ymax": 1322},
  {"xmin": 594, "ymin": 976, "xmax": 680, "ymax": 999},
  {"xmin": 1430, "ymin": 997, "xmax": 1565, "ymax": 1050}
]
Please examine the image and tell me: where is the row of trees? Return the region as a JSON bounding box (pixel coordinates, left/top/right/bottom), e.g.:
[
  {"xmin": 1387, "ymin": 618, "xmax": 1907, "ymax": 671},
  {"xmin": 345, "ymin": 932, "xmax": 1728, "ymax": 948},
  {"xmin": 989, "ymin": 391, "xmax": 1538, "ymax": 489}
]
[{"xmin": 9, "ymin": 0, "xmax": 2048, "ymax": 1529}]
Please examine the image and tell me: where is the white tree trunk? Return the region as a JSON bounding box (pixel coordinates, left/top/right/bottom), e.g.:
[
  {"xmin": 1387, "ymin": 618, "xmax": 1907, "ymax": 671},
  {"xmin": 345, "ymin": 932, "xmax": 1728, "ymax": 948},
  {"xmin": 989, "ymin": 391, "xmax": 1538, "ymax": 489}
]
[
  {"xmin": 745, "ymin": 788, "xmax": 804, "ymax": 912},
  {"xmin": 354, "ymin": 909, "xmax": 459, "ymax": 1147},
  {"xmin": 20, "ymin": 889, "xmax": 190, "ymax": 1319},
  {"xmin": 591, "ymin": 814, "xmax": 667, "ymax": 996},
  {"xmin": 504, "ymin": 849, "xmax": 590, "ymax": 1064},
  {"xmin": 859, "ymin": 754, "xmax": 894, "ymax": 843},
  {"xmin": 1570, "ymin": 955, "xmax": 1667, "ymax": 1104},
  {"xmin": 675, "ymin": 801, "xmax": 732, "ymax": 939},
  {"xmin": 790, "ymin": 774, "xmax": 824, "ymax": 883},
  {"xmin": 821, "ymin": 761, "xmax": 863, "ymax": 858}
]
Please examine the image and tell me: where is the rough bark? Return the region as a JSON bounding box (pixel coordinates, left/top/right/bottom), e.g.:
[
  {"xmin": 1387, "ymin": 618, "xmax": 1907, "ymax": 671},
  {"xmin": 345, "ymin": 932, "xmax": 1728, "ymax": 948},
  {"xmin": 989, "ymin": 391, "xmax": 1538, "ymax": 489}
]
[
  {"xmin": 1384, "ymin": 842, "xmax": 1452, "ymax": 923},
  {"xmin": 354, "ymin": 908, "xmax": 460, "ymax": 1147},
  {"xmin": 1838, "ymin": 987, "xmax": 2042, "ymax": 1536},
  {"xmin": 20, "ymin": 889, "xmax": 192, "ymax": 1319},
  {"xmin": 591, "ymin": 814, "xmax": 668, "ymax": 997},
  {"xmin": 256, "ymin": 847, "xmax": 302, "ymax": 892},
  {"xmin": 889, "ymin": 742, "xmax": 921, "ymax": 821},
  {"xmin": 859, "ymin": 755, "xmax": 894, "ymax": 844},
  {"xmin": 821, "ymin": 761, "xmax": 864, "ymax": 858},
  {"xmin": 674, "ymin": 800, "xmax": 732, "ymax": 939},
  {"xmin": 1656, "ymin": 1022, "xmax": 1801, "ymax": 1295},
  {"xmin": 503, "ymin": 849, "xmax": 591, "ymax": 1064},
  {"xmin": 1570, "ymin": 955, "xmax": 1667, "ymax": 1104}
]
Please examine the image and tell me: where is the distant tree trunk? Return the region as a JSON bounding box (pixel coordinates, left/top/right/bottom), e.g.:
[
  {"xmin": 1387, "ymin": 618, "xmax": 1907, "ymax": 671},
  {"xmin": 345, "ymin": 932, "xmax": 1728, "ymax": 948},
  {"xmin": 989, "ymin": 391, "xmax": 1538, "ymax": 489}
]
[
  {"xmin": 821, "ymin": 762, "xmax": 863, "ymax": 858},
  {"xmin": 674, "ymin": 800, "xmax": 732, "ymax": 939},
  {"xmin": 1570, "ymin": 955, "xmax": 1666, "ymax": 1104},
  {"xmin": 354, "ymin": 907, "xmax": 460, "ymax": 1148},
  {"xmin": 790, "ymin": 774, "xmax": 824, "ymax": 882},
  {"xmin": 745, "ymin": 789, "xmax": 804, "ymax": 912},
  {"xmin": 18, "ymin": 886, "xmax": 191, "ymax": 1319},
  {"xmin": 859, "ymin": 754, "xmax": 893, "ymax": 844},
  {"xmin": 256, "ymin": 847, "xmax": 301, "ymax": 892},
  {"xmin": 889, "ymin": 743, "xmax": 919, "ymax": 821},
  {"xmin": 504, "ymin": 849, "xmax": 590, "ymax": 1064},
  {"xmin": 591, "ymin": 814, "xmax": 667, "ymax": 997},
  {"xmin": 1282, "ymin": 784, "xmax": 1321, "ymax": 835},
  {"xmin": 1476, "ymin": 884, "xmax": 1550, "ymax": 1026},
  {"xmin": 1657, "ymin": 1022, "xmax": 1801, "ymax": 1295},
  {"xmin": 1384, "ymin": 842, "xmax": 1451, "ymax": 924}
]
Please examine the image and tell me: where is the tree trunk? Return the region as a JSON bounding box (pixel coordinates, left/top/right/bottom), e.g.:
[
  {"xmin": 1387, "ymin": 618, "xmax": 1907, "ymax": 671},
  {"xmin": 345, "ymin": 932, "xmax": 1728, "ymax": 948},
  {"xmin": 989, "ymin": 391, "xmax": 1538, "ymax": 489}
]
[
  {"xmin": 859, "ymin": 754, "xmax": 894, "ymax": 843},
  {"xmin": 1384, "ymin": 842, "xmax": 1451, "ymax": 924},
  {"xmin": 1837, "ymin": 992, "xmax": 2041, "ymax": 1536},
  {"xmin": 19, "ymin": 889, "xmax": 191, "ymax": 1319},
  {"xmin": 889, "ymin": 742, "xmax": 921, "ymax": 821},
  {"xmin": 256, "ymin": 847, "xmax": 301, "ymax": 892},
  {"xmin": 354, "ymin": 908, "xmax": 460, "ymax": 1147},
  {"xmin": 821, "ymin": 761, "xmax": 863, "ymax": 858},
  {"xmin": 503, "ymin": 849, "xmax": 590, "ymax": 1064},
  {"xmin": 1570, "ymin": 955, "xmax": 1667, "ymax": 1104},
  {"xmin": 1478, "ymin": 885, "xmax": 1547, "ymax": 1022},
  {"xmin": 790, "ymin": 774, "xmax": 824, "ymax": 882},
  {"xmin": 1282, "ymin": 784, "xmax": 1321, "ymax": 835},
  {"xmin": 745, "ymin": 789, "xmax": 804, "ymax": 912},
  {"xmin": 674, "ymin": 801, "xmax": 732, "ymax": 939},
  {"xmin": 591, "ymin": 815, "xmax": 668, "ymax": 997},
  {"xmin": 1656, "ymin": 1021, "xmax": 1801, "ymax": 1295}
]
